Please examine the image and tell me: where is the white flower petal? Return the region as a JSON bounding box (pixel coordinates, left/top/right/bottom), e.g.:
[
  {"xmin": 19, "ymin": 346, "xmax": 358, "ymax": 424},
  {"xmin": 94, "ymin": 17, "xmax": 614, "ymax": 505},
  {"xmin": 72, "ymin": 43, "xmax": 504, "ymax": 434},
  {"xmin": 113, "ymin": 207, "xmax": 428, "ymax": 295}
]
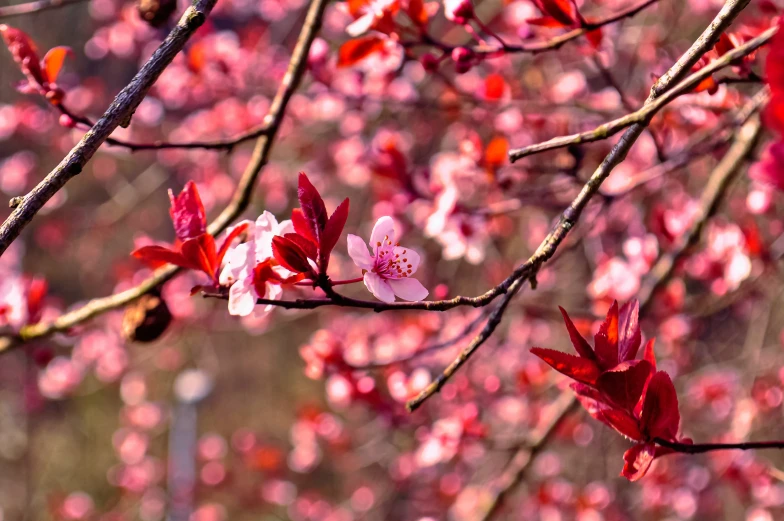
[
  {"xmin": 219, "ymin": 243, "xmax": 252, "ymax": 285},
  {"xmin": 346, "ymin": 12, "xmax": 374, "ymax": 36},
  {"xmin": 347, "ymin": 234, "xmax": 374, "ymax": 270},
  {"xmin": 392, "ymin": 245, "xmax": 421, "ymax": 274},
  {"xmin": 388, "ymin": 278, "xmax": 428, "ymax": 301},
  {"xmin": 370, "ymin": 216, "xmax": 396, "ymax": 252},
  {"xmin": 260, "ymin": 282, "xmax": 283, "ymax": 314},
  {"xmin": 228, "ymin": 281, "xmax": 256, "ymax": 317},
  {"xmin": 364, "ymin": 272, "xmax": 396, "ymax": 303}
]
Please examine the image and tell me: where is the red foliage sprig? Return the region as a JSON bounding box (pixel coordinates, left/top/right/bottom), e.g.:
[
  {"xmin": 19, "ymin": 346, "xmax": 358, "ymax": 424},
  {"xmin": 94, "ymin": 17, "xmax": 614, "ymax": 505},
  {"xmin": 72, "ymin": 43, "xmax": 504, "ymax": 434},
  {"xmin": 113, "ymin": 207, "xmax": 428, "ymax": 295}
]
[
  {"xmin": 0, "ymin": 24, "xmax": 71, "ymax": 104},
  {"xmin": 271, "ymin": 173, "xmax": 349, "ymax": 281},
  {"xmin": 531, "ymin": 300, "xmax": 686, "ymax": 481},
  {"xmin": 132, "ymin": 182, "xmax": 248, "ymax": 287}
]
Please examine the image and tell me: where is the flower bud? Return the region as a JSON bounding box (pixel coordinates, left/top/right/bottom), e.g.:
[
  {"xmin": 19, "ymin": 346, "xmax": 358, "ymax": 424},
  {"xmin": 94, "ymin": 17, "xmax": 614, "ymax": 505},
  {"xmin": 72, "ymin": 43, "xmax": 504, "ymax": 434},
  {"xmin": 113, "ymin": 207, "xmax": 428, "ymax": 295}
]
[
  {"xmin": 59, "ymin": 114, "xmax": 76, "ymax": 128},
  {"xmin": 420, "ymin": 53, "xmax": 440, "ymax": 72},
  {"xmin": 122, "ymin": 292, "xmax": 172, "ymax": 343},
  {"xmin": 137, "ymin": 0, "xmax": 177, "ymax": 27},
  {"xmin": 445, "ymin": 0, "xmax": 474, "ymax": 23}
]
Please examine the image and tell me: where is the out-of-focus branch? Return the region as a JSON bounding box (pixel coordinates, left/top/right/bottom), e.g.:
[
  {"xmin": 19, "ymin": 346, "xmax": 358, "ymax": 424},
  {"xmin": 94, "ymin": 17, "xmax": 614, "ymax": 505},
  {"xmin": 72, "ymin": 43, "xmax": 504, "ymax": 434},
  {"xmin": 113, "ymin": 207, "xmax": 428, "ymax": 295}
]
[
  {"xmin": 0, "ymin": 0, "xmax": 331, "ymax": 354},
  {"xmin": 0, "ymin": 0, "xmax": 87, "ymax": 19},
  {"xmin": 509, "ymin": 24, "xmax": 775, "ymax": 161},
  {"xmin": 0, "ymin": 0, "xmax": 219, "ymax": 256},
  {"xmin": 638, "ymin": 114, "xmax": 763, "ymax": 310}
]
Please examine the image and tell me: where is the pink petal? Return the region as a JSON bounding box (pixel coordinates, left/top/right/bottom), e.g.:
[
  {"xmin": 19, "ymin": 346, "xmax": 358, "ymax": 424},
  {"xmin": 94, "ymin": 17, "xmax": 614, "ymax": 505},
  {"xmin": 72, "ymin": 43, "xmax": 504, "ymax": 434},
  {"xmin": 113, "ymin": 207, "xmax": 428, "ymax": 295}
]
[
  {"xmin": 392, "ymin": 245, "xmax": 420, "ymax": 274},
  {"xmin": 228, "ymin": 281, "xmax": 256, "ymax": 317},
  {"xmin": 347, "ymin": 234, "xmax": 374, "ymax": 270},
  {"xmin": 370, "ymin": 216, "xmax": 396, "ymax": 253},
  {"xmin": 388, "ymin": 277, "xmax": 428, "ymax": 301},
  {"xmin": 364, "ymin": 271, "xmax": 395, "ymax": 303},
  {"xmin": 346, "ymin": 12, "xmax": 375, "ymax": 36}
]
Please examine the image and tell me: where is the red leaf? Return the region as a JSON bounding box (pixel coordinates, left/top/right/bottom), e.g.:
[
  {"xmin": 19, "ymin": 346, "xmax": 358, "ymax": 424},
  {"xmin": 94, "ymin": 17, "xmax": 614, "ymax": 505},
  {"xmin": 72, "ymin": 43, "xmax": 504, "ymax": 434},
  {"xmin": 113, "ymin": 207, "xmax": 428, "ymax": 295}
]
[
  {"xmin": 594, "ymin": 300, "xmax": 619, "ymax": 368},
  {"xmin": 41, "ymin": 46, "xmax": 71, "ymax": 84},
  {"xmin": 26, "ymin": 277, "xmax": 47, "ymax": 324},
  {"xmin": 216, "ymin": 222, "xmax": 249, "ymax": 268},
  {"xmin": 484, "ymin": 73, "xmax": 506, "ymax": 100},
  {"xmin": 532, "ymin": 0, "xmax": 575, "ymax": 26},
  {"xmin": 320, "ymin": 198, "xmax": 350, "ymax": 270},
  {"xmin": 585, "ymin": 27, "xmax": 602, "ymax": 49},
  {"xmin": 766, "ymin": 20, "xmax": 784, "ymax": 95},
  {"xmin": 272, "ymin": 235, "xmax": 314, "ymax": 274},
  {"xmin": 618, "ymin": 299, "xmax": 641, "ymax": 362},
  {"xmin": 283, "ymin": 233, "xmax": 318, "ymax": 261},
  {"xmin": 133, "ymin": 245, "xmax": 196, "ymax": 271},
  {"xmin": 181, "ymin": 234, "xmax": 218, "ymax": 280},
  {"xmin": 169, "ymin": 181, "xmax": 207, "ymax": 242},
  {"xmin": 596, "ymin": 360, "xmax": 653, "ymax": 412},
  {"xmin": 406, "ymin": 0, "xmax": 428, "ymax": 26},
  {"xmin": 640, "ymin": 371, "xmax": 680, "ymax": 441},
  {"xmin": 559, "ymin": 306, "xmax": 596, "ymax": 360},
  {"xmin": 642, "ymin": 338, "xmax": 657, "ymax": 370},
  {"xmin": 0, "ymin": 24, "xmax": 45, "ymax": 85},
  {"xmin": 572, "ymin": 383, "xmax": 642, "ymax": 440},
  {"xmin": 530, "ymin": 347, "xmax": 600, "ymax": 385},
  {"xmin": 337, "ymin": 36, "xmax": 386, "ymax": 68},
  {"xmin": 291, "ymin": 209, "xmax": 316, "ymax": 243},
  {"xmin": 297, "ymin": 173, "xmax": 328, "ymax": 247},
  {"xmin": 622, "ymin": 442, "xmax": 656, "ymax": 481}
]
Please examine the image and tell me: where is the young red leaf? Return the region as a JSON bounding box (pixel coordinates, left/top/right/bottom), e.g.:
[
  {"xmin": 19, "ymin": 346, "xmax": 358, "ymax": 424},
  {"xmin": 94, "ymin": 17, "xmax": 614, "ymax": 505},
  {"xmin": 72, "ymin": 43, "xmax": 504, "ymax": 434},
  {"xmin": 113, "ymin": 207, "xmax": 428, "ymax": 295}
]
[
  {"xmin": 26, "ymin": 277, "xmax": 48, "ymax": 324},
  {"xmin": 180, "ymin": 234, "xmax": 218, "ymax": 279},
  {"xmin": 586, "ymin": 27, "xmax": 603, "ymax": 49},
  {"xmin": 133, "ymin": 245, "xmax": 197, "ymax": 271},
  {"xmin": 530, "ymin": 347, "xmax": 600, "ymax": 385},
  {"xmin": 596, "ymin": 360, "xmax": 653, "ymax": 412},
  {"xmin": 618, "ymin": 299, "xmax": 642, "ymax": 362},
  {"xmin": 297, "ymin": 173, "xmax": 328, "ymax": 246},
  {"xmin": 42, "ymin": 46, "xmax": 72, "ymax": 84},
  {"xmin": 572, "ymin": 383, "xmax": 643, "ymax": 440},
  {"xmin": 320, "ymin": 197, "xmax": 350, "ymax": 270},
  {"xmin": 169, "ymin": 181, "xmax": 207, "ymax": 242},
  {"xmin": 291, "ymin": 209, "xmax": 317, "ymax": 243},
  {"xmin": 642, "ymin": 338, "xmax": 656, "ymax": 370},
  {"xmin": 640, "ymin": 371, "xmax": 680, "ymax": 441},
  {"xmin": 594, "ymin": 300, "xmax": 620, "ymax": 368},
  {"xmin": 272, "ymin": 235, "xmax": 314, "ymax": 274},
  {"xmin": 283, "ymin": 233, "xmax": 318, "ymax": 261},
  {"xmin": 406, "ymin": 0, "xmax": 429, "ymax": 26},
  {"xmin": 337, "ymin": 36, "xmax": 386, "ymax": 68},
  {"xmin": 622, "ymin": 442, "xmax": 656, "ymax": 481},
  {"xmin": 532, "ymin": 0, "xmax": 575, "ymax": 26},
  {"xmin": 0, "ymin": 25, "xmax": 44, "ymax": 83},
  {"xmin": 559, "ymin": 306, "xmax": 596, "ymax": 360}
]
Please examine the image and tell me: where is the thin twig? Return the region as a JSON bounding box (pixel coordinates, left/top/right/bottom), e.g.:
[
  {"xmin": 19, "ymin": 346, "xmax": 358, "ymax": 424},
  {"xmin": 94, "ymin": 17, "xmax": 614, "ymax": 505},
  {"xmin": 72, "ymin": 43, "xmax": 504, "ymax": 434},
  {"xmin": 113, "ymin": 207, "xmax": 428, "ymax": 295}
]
[
  {"xmin": 0, "ymin": 0, "xmax": 220, "ymax": 256},
  {"xmin": 0, "ymin": 0, "xmax": 87, "ymax": 19},
  {"xmin": 656, "ymin": 438, "xmax": 784, "ymax": 454},
  {"xmin": 0, "ymin": 0, "xmax": 331, "ymax": 354},
  {"xmin": 509, "ymin": 24, "xmax": 775, "ymax": 161}
]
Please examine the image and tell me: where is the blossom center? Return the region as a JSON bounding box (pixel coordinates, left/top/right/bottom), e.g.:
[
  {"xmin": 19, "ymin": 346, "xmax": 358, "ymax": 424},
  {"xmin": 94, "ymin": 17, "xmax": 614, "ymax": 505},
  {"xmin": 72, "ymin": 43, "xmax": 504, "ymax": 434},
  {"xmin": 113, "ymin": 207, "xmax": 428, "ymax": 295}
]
[{"xmin": 373, "ymin": 235, "xmax": 412, "ymax": 280}]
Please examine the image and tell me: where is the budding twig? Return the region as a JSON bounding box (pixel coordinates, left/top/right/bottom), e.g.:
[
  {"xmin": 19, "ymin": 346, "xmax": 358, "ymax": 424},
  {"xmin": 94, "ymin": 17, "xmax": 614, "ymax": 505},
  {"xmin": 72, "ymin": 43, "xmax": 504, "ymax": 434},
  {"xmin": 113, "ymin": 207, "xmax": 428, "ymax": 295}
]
[{"xmin": 0, "ymin": 0, "xmax": 87, "ymax": 20}]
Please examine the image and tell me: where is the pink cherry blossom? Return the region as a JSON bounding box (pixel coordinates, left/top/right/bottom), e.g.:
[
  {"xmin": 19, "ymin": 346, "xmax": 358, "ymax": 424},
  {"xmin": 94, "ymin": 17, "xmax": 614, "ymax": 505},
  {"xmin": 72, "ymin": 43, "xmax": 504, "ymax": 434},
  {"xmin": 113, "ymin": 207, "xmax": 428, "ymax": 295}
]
[
  {"xmin": 219, "ymin": 211, "xmax": 293, "ymax": 316},
  {"xmin": 347, "ymin": 216, "xmax": 428, "ymax": 303}
]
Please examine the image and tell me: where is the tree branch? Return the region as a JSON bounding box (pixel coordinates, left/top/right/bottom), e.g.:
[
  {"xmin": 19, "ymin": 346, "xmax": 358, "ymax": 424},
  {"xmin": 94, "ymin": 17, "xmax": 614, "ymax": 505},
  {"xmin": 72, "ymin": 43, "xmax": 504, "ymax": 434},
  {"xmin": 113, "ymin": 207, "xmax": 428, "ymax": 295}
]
[
  {"xmin": 0, "ymin": 0, "xmax": 87, "ymax": 20},
  {"xmin": 0, "ymin": 0, "xmax": 331, "ymax": 354},
  {"xmin": 0, "ymin": 0, "xmax": 219, "ymax": 256},
  {"xmin": 508, "ymin": 24, "xmax": 775, "ymax": 162},
  {"xmin": 656, "ymin": 438, "xmax": 784, "ymax": 454}
]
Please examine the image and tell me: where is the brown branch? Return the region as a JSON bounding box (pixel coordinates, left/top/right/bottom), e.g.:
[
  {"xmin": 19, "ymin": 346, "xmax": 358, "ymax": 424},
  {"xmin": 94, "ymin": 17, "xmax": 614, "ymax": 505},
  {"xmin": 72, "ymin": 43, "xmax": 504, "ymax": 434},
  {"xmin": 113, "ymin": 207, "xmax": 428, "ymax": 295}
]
[
  {"xmin": 509, "ymin": 24, "xmax": 776, "ymax": 162},
  {"xmin": 0, "ymin": 0, "xmax": 331, "ymax": 354},
  {"xmin": 0, "ymin": 0, "xmax": 87, "ymax": 19},
  {"xmin": 0, "ymin": 0, "xmax": 219, "ymax": 256},
  {"xmin": 655, "ymin": 438, "xmax": 784, "ymax": 454}
]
